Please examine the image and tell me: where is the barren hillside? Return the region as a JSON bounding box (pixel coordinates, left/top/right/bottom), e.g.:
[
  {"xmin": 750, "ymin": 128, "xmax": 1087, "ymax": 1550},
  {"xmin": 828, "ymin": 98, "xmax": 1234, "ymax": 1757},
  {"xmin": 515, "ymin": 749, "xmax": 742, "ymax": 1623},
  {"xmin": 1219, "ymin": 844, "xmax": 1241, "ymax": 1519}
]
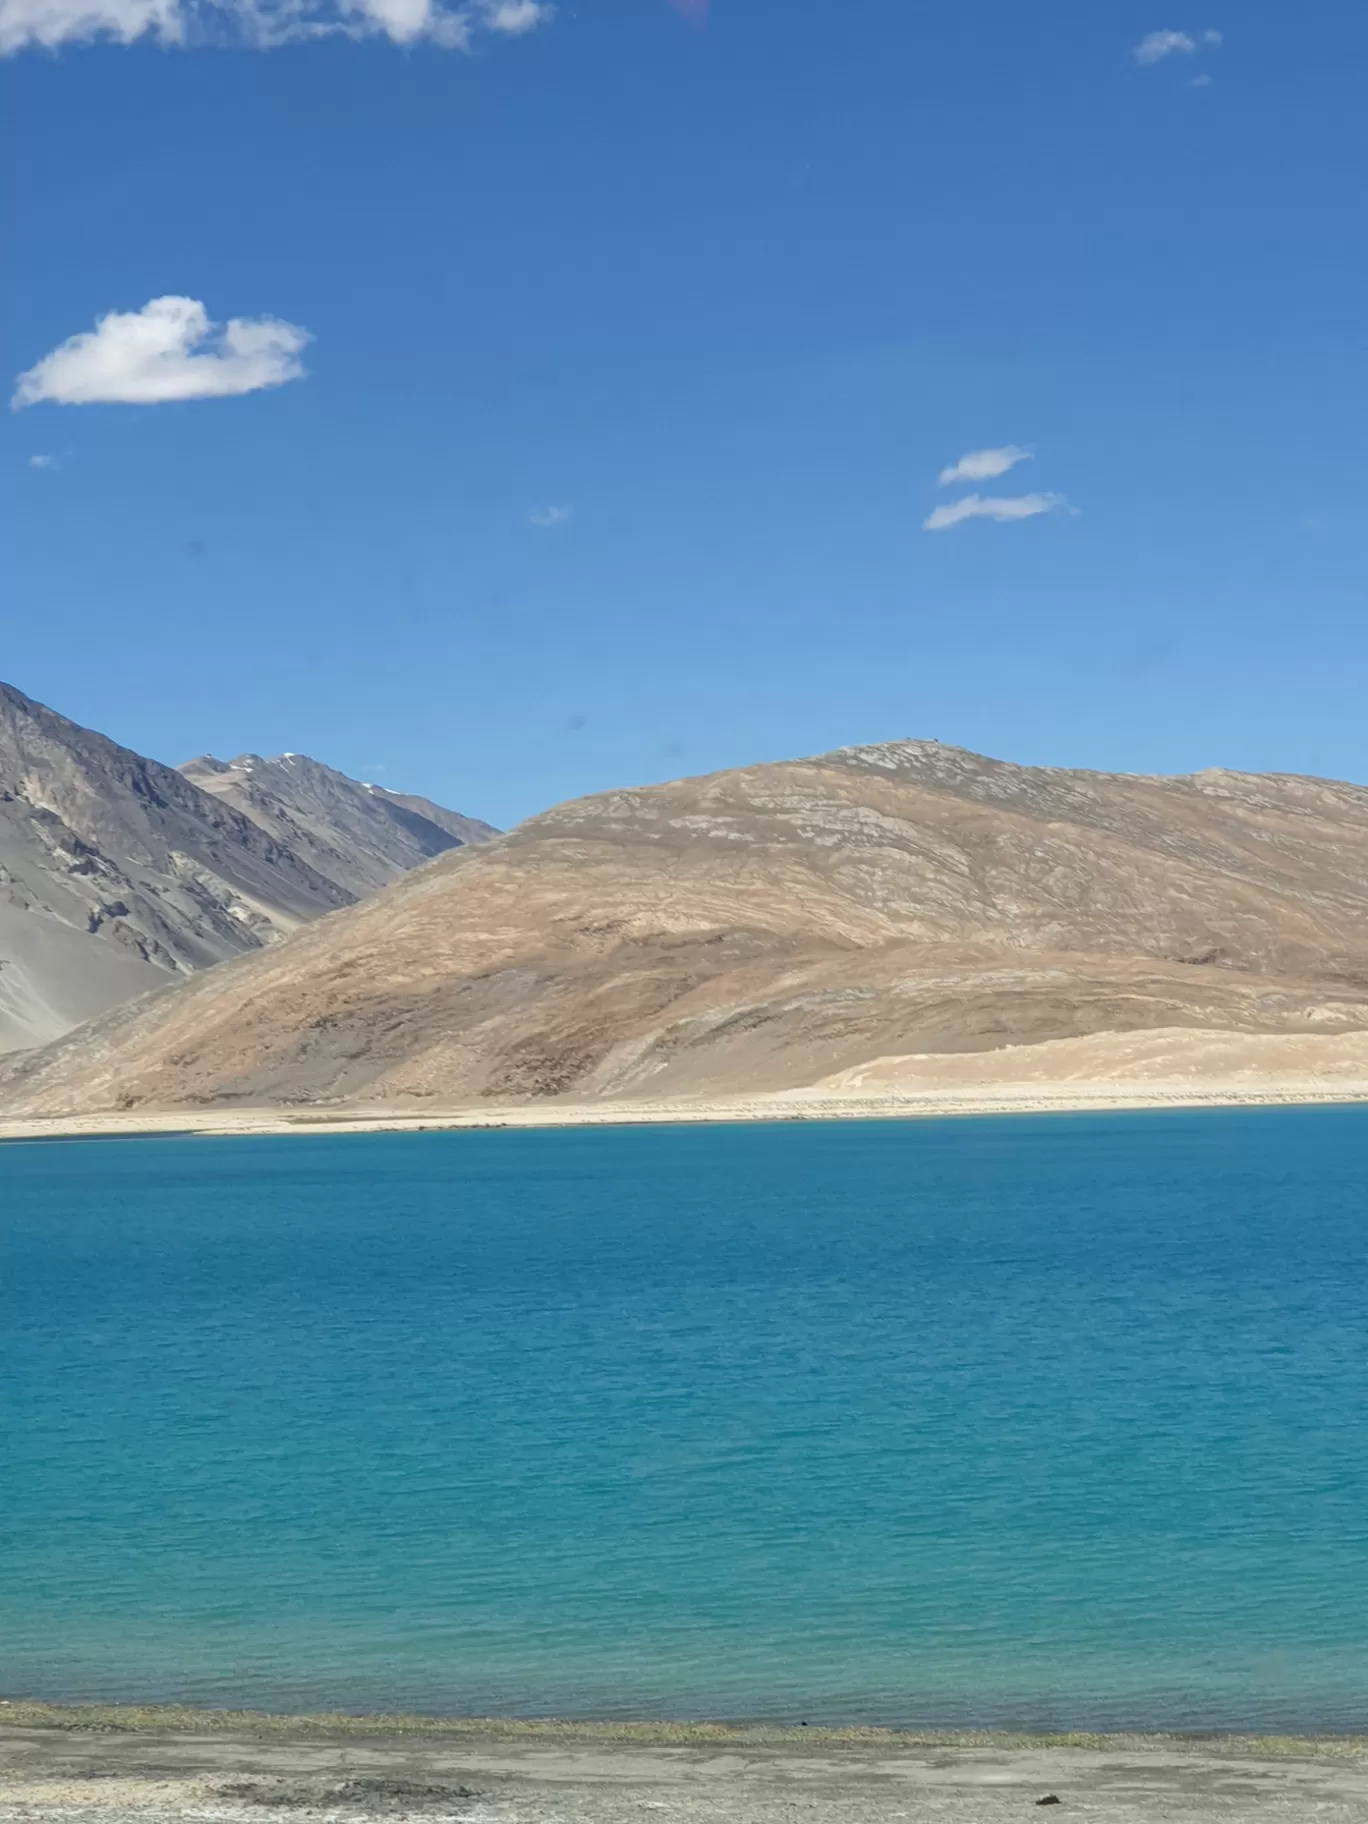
[
  {"xmin": 5, "ymin": 738, "xmax": 1368, "ymax": 1113},
  {"xmin": 0, "ymin": 682, "xmax": 493, "ymax": 1051},
  {"xmin": 0, "ymin": 683, "xmax": 349, "ymax": 1049},
  {"xmin": 180, "ymin": 752, "xmax": 496, "ymax": 896}
]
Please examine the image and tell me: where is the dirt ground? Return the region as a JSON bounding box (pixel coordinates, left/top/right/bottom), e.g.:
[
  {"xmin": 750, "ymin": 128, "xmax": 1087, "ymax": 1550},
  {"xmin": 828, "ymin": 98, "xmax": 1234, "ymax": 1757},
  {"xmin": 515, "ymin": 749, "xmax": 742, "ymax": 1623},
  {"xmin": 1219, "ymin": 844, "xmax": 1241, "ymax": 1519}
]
[{"xmin": 2, "ymin": 1709, "xmax": 1367, "ymax": 1824}]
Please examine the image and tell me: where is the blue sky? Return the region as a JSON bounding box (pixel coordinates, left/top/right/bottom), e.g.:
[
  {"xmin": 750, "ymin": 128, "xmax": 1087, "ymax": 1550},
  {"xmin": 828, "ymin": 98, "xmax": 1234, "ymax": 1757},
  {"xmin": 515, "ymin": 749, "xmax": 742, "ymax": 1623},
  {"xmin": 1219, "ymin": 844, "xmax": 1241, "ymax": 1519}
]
[{"xmin": 5, "ymin": 0, "xmax": 1368, "ymax": 828}]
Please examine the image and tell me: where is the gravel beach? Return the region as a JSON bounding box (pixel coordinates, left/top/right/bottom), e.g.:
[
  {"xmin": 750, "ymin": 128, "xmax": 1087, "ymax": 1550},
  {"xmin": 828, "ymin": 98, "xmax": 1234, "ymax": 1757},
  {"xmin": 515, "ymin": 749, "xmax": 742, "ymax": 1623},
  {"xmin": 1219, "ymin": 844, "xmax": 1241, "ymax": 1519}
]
[{"xmin": 2, "ymin": 1709, "xmax": 1367, "ymax": 1824}]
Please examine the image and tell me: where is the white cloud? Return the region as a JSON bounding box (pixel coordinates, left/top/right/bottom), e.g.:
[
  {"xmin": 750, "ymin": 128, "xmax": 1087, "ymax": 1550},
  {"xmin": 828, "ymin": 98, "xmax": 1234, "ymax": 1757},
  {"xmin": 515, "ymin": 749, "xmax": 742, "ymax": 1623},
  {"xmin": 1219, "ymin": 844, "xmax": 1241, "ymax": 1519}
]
[
  {"xmin": 937, "ymin": 445, "xmax": 1032, "ymax": 487},
  {"xmin": 0, "ymin": 0, "xmax": 550, "ymax": 49},
  {"xmin": 530, "ymin": 504, "xmax": 572, "ymax": 527},
  {"xmin": 0, "ymin": 0, "xmax": 172, "ymax": 48},
  {"xmin": 483, "ymin": 0, "xmax": 548, "ymax": 32},
  {"xmin": 28, "ymin": 452, "xmax": 54, "ymax": 467},
  {"xmin": 13, "ymin": 297, "xmax": 310, "ymax": 409},
  {"xmin": 923, "ymin": 492, "xmax": 1072, "ymax": 532},
  {"xmin": 1132, "ymin": 26, "xmax": 1222, "ymax": 63},
  {"xmin": 1133, "ymin": 28, "xmax": 1195, "ymax": 61}
]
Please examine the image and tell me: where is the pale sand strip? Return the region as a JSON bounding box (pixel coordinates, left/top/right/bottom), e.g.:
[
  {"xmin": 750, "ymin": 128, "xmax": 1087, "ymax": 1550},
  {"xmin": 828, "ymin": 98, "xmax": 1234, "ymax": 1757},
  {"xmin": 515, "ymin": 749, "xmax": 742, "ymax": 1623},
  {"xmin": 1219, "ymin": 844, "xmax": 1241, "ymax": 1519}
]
[
  {"xmin": 5, "ymin": 1025, "xmax": 1368, "ymax": 1144},
  {"xmin": 3, "ymin": 1078, "xmax": 1368, "ymax": 1145},
  {"xmin": 3, "ymin": 1080, "xmax": 1367, "ymax": 1146},
  {"xmin": 1, "ymin": 1707, "xmax": 1368, "ymax": 1823}
]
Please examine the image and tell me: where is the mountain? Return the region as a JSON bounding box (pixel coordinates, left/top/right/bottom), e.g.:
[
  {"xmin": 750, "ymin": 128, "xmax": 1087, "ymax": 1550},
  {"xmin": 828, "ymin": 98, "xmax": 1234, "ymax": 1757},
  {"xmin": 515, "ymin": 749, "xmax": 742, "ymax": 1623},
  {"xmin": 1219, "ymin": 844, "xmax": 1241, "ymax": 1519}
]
[
  {"xmin": 0, "ymin": 683, "xmax": 491, "ymax": 1052},
  {"xmin": 6, "ymin": 738, "xmax": 1368, "ymax": 1115},
  {"xmin": 0, "ymin": 682, "xmax": 353, "ymax": 1050},
  {"xmin": 178, "ymin": 753, "xmax": 497, "ymax": 898}
]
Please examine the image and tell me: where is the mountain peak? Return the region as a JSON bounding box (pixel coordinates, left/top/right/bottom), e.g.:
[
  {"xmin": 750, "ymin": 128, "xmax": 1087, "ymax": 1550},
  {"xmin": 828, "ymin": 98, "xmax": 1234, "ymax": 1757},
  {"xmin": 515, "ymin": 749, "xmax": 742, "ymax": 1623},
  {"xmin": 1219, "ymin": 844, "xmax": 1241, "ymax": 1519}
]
[
  {"xmin": 0, "ymin": 682, "xmax": 496, "ymax": 1055},
  {"xmin": 178, "ymin": 748, "xmax": 496, "ymax": 898},
  {"xmin": 10, "ymin": 739, "xmax": 1368, "ymax": 1115},
  {"xmin": 0, "ymin": 682, "xmax": 353, "ymax": 1053}
]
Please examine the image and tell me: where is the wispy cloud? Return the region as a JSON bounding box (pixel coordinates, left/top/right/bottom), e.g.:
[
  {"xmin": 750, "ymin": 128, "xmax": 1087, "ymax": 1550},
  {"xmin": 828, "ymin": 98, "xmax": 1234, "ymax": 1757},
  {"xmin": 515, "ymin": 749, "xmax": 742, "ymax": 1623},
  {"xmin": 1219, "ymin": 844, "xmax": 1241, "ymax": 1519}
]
[
  {"xmin": 937, "ymin": 445, "xmax": 1032, "ymax": 487},
  {"xmin": 1133, "ymin": 26, "xmax": 1222, "ymax": 64},
  {"xmin": 28, "ymin": 452, "xmax": 54, "ymax": 467},
  {"xmin": 1134, "ymin": 28, "xmax": 1195, "ymax": 60},
  {"xmin": 1, "ymin": 0, "xmax": 170, "ymax": 50},
  {"xmin": 923, "ymin": 493, "xmax": 1072, "ymax": 532},
  {"xmin": 13, "ymin": 297, "xmax": 309, "ymax": 408},
  {"xmin": 483, "ymin": 0, "xmax": 547, "ymax": 30},
  {"xmin": 530, "ymin": 504, "xmax": 573, "ymax": 528},
  {"xmin": 0, "ymin": 0, "xmax": 551, "ymax": 52}
]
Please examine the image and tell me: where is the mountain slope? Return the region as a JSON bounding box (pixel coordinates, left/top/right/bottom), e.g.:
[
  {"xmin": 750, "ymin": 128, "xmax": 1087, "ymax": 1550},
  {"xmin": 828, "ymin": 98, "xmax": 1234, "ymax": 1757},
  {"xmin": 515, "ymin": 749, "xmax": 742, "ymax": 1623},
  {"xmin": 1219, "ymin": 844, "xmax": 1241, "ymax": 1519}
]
[
  {"xmin": 179, "ymin": 753, "xmax": 496, "ymax": 898},
  {"xmin": 0, "ymin": 682, "xmax": 359, "ymax": 1050},
  {"xmin": 0, "ymin": 684, "xmax": 491, "ymax": 1052},
  {"xmin": 6, "ymin": 739, "xmax": 1368, "ymax": 1114}
]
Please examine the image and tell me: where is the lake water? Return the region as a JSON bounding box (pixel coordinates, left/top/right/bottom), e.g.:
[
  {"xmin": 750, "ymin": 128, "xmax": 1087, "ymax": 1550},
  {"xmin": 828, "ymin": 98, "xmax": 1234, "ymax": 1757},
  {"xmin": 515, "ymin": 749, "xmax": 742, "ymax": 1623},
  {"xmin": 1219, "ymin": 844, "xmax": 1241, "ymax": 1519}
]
[{"xmin": 3, "ymin": 1109, "xmax": 1368, "ymax": 1731}]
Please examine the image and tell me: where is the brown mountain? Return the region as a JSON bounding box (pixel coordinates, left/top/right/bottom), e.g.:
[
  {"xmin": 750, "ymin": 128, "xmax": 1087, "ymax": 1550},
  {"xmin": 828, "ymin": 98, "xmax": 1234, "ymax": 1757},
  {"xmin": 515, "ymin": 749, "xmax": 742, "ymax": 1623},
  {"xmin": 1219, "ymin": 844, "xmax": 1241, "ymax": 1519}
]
[
  {"xmin": 5, "ymin": 738, "xmax": 1368, "ymax": 1115},
  {"xmin": 0, "ymin": 682, "xmax": 492, "ymax": 1052}
]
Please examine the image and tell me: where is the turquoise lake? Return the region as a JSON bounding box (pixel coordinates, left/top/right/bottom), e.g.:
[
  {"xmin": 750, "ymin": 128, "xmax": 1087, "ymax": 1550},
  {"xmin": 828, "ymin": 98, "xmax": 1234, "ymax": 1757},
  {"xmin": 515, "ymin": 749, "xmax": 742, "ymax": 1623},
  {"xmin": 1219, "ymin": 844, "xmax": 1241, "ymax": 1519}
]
[{"xmin": 3, "ymin": 1109, "xmax": 1367, "ymax": 1730}]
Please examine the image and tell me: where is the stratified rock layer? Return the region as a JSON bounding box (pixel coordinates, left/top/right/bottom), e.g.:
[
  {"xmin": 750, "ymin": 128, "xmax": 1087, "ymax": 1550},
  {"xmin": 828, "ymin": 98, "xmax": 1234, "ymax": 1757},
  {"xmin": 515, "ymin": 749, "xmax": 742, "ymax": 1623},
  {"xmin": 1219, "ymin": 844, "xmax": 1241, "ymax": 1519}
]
[{"xmin": 6, "ymin": 738, "xmax": 1368, "ymax": 1112}]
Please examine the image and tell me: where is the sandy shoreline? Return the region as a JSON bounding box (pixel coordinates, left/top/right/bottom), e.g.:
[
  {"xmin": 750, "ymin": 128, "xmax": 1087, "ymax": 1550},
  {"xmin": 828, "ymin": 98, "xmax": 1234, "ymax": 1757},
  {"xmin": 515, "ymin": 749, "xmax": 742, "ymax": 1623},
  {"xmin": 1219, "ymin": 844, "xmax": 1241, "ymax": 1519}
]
[
  {"xmin": 7, "ymin": 1025, "xmax": 1368, "ymax": 1142},
  {"xmin": 1, "ymin": 1704, "xmax": 1366, "ymax": 1822},
  {"xmin": 3, "ymin": 1076, "xmax": 1368, "ymax": 1145}
]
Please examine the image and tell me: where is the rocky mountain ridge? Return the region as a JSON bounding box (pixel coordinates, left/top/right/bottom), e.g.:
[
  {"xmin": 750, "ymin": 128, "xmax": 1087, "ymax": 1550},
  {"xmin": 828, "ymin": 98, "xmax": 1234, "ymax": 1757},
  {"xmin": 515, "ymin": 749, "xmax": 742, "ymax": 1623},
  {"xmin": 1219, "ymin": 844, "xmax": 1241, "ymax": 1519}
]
[
  {"xmin": 5, "ymin": 737, "xmax": 1368, "ymax": 1113},
  {"xmin": 179, "ymin": 752, "xmax": 496, "ymax": 898},
  {"xmin": 0, "ymin": 682, "xmax": 492, "ymax": 1051}
]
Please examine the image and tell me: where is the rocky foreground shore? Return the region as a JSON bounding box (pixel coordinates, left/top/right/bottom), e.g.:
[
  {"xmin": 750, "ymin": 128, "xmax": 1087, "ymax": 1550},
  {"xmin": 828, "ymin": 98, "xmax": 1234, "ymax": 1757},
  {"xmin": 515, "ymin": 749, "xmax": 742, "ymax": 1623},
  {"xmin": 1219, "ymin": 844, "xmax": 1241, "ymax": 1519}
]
[{"xmin": 1, "ymin": 1709, "xmax": 1367, "ymax": 1824}]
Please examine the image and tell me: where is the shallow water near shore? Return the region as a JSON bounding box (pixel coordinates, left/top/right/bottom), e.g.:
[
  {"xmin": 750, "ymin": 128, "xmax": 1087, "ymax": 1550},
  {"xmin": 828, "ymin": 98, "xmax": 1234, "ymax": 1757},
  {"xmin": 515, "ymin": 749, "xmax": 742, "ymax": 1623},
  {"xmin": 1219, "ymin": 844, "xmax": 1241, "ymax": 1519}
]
[{"xmin": 3, "ymin": 1108, "xmax": 1367, "ymax": 1731}]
